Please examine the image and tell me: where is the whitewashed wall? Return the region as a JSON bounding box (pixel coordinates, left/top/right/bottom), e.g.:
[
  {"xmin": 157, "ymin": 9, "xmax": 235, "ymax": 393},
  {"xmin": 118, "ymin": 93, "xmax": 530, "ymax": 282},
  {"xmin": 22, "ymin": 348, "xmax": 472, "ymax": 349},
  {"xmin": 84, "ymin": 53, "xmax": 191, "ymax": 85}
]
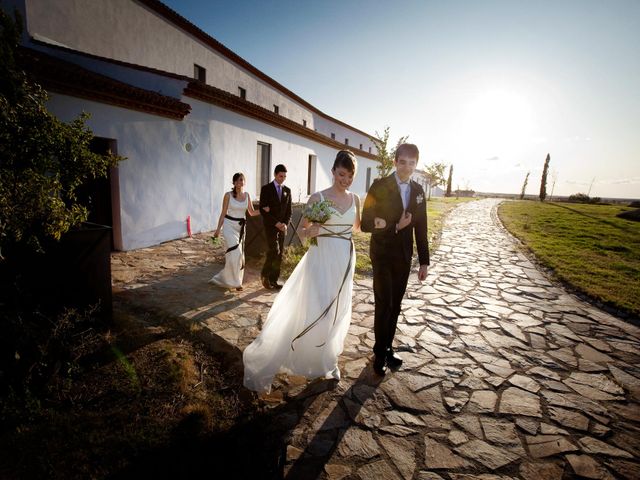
[
  {"xmin": 22, "ymin": 0, "xmax": 377, "ymax": 154},
  {"xmin": 45, "ymin": 92, "xmax": 377, "ymax": 251}
]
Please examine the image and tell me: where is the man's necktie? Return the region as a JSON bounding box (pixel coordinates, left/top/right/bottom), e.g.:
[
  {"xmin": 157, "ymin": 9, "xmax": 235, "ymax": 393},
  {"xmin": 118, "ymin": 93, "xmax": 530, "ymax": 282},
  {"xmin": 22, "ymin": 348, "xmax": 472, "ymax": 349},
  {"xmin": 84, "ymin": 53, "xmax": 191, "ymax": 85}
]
[
  {"xmin": 276, "ymin": 183, "xmax": 282, "ymax": 200},
  {"xmin": 399, "ymin": 181, "xmax": 409, "ymax": 210}
]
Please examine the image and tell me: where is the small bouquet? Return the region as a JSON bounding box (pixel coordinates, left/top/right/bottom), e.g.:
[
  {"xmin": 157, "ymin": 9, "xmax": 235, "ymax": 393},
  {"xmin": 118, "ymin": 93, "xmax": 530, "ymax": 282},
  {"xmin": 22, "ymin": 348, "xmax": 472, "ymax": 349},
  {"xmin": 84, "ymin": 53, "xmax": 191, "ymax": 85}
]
[
  {"xmin": 303, "ymin": 200, "xmax": 334, "ymax": 246},
  {"xmin": 210, "ymin": 235, "xmax": 223, "ymax": 248}
]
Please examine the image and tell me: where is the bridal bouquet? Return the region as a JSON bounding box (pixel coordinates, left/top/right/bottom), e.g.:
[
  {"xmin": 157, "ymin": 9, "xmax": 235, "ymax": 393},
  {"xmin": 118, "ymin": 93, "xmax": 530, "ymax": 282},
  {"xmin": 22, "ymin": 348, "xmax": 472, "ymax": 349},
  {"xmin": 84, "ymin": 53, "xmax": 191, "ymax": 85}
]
[
  {"xmin": 303, "ymin": 199, "xmax": 334, "ymax": 246},
  {"xmin": 210, "ymin": 235, "xmax": 223, "ymax": 248}
]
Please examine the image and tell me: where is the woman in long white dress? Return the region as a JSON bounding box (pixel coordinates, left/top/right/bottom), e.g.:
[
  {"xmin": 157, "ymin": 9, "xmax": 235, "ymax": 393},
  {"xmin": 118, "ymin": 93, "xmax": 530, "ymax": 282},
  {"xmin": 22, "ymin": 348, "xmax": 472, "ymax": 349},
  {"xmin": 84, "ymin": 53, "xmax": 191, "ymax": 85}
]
[
  {"xmin": 209, "ymin": 173, "xmax": 260, "ymax": 291},
  {"xmin": 243, "ymin": 151, "xmax": 361, "ymax": 393}
]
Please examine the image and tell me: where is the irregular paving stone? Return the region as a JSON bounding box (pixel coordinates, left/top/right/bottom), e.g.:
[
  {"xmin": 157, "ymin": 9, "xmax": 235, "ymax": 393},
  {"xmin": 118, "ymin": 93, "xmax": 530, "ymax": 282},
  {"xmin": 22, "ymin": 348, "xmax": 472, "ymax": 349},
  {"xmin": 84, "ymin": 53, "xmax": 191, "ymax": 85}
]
[
  {"xmin": 356, "ymin": 460, "xmax": 401, "ymax": 480},
  {"xmin": 379, "ymin": 435, "xmax": 416, "ymax": 480},
  {"xmin": 443, "ymin": 390, "xmax": 470, "ymax": 412},
  {"xmin": 608, "ymin": 365, "xmax": 640, "ymax": 396},
  {"xmin": 508, "ymin": 374, "xmax": 541, "ymax": 393},
  {"xmin": 379, "ymin": 425, "xmax": 418, "ymax": 437},
  {"xmin": 541, "ymin": 391, "xmax": 611, "ymax": 420},
  {"xmin": 449, "ymin": 476, "xmax": 516, "ymax": 480},
  {"xmin": 515, "ymin": 417, "xmax": 540, "ymax": 435},
  {"xmin": 605, "ymin": 459, "xmax": 640, "ymax": 479},
  {"xmin": 547, "ymin": 406, "xmax": 589, "ymax": 431},
  {"xmin": 540, "ymin": 422, "xmax": 570, "ymax": 435},
  {"xmin": 566, "ymin": 454, "xmax": 615, "ymax": 479},
  {"xmin": 416, "ymin": 473, "xmax": 445, "ymax": 480},
  {"xmin": 384, "ymin": 411, "xmax": 425, "ymax": 427},
  {"xmin": 448, "ymin": 429, "xmax": 469, "ymax": 446},
  {"xmin": 453, "ymin": 415, "xmax": 483, "ymax": 438},
  {"xmin": 498, "ymin": 321, "xmax": 528, "ymax": 342},
  {"xmin": 527, "ymin": 366, "xmax": 561, "ymax": 381},
  {"xmin": 480, "ymin": 417, "xmax": 526, "ymax": 455},
  {"xmin": 415, "ymin": 386, "xmax": 449, "ymax": 416},
  {"xmin": 324, "ymin": 463, "xmax": 352, "ymax": 480},
  {"xmin": 575, "ymin": 343, "xmax": 614, "ymax": 363},
  {"xmin": 396, "ymin": 372, "xmax": 442, "ymax": 392},
  {"xmin": 611, "ymin": 430, "xmax": 640, "ymax": 457},
  {"xmin": 311, "ymin": 401, "xmax": 351, "ymax": 432},
  {"xmin": 578, "ymin": 436, "xmax": 634, "ymax": 458},
  {"xmin": 563, "ymin": 379, "xmax": 625, "ymax": 401},
  {"xmin": 547, "ymin": 348, "xmax": 578, "ymax": 367},
  {"xmin": 467, "ymin": 390, "xmax": 498, "ymax": 413},
  {"xmin": 421, "ymin": 414, "xmax": 453, "ymax": 431},
  {"xmin": 519, "ymin": 461, "xmax": 565, "ymax": 480},
  {"xmin": 424, "ymin": 437, "xmax": 472, "ymax": 469},
  {"xmin": 455, "ymin": 439, "xmax": 520, "ymax": 470},
  {"xmin": 483, "ymin": 363, "xmax": 515, "ymax": 378},
  {"xmin": 526, "ymin": 435, "xmax": 579, "ymax": 458},
  {"xmin": 499, "ymin": 387, "xmax": 542, "ymax": 417},
  {"xmin": 591, "ymin": 423, "xmax": 611, "ymax": 437},
  {"xmin": 566, "ymin": 372, "xmax": 625, "ymax": 395},
  {"xmin": 337, "ymin": 428, "xmax": 380, "ymax": 458},
  {"xmin": 381, "ymin": 377, "xmax": 436, "ymax": 413}
]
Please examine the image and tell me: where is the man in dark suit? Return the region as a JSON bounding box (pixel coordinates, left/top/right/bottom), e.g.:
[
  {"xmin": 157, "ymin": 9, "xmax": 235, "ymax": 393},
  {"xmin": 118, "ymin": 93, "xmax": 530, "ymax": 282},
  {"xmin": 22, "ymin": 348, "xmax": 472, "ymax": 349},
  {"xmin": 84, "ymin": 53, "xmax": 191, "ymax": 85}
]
[
  {"xmin": 259, "ymin": 164, "xmax": 292, "ymax": 290},
  {"xmin": 361, "ymin": 143, "xmax": 429, "ymax": 375}
]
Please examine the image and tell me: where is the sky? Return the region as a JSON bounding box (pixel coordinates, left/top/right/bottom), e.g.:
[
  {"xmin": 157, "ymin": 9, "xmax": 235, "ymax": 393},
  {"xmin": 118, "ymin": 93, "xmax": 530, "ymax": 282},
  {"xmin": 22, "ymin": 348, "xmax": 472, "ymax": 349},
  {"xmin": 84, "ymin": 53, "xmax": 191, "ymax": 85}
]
[{"xmin": 163, "ymin": 0, "xmax": 640, "ymax": 199}]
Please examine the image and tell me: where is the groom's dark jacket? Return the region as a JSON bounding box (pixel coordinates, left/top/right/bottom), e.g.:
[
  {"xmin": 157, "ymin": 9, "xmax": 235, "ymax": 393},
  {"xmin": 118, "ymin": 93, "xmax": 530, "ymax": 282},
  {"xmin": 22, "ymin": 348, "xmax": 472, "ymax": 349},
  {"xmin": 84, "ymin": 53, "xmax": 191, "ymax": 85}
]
[
  {"xmin": 361, "ymin": 174, "xmax": 429, "ymax": 266},
  {"xmin": 259, "ymin": 181, "xmax": 292, "ymax": 228}
]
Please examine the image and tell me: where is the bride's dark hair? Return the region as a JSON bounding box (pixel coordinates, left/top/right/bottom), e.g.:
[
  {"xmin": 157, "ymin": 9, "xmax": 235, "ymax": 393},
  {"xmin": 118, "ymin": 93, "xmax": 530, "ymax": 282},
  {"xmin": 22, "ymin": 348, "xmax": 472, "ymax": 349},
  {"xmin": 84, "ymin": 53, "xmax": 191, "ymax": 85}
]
[
  {"xmin": 332, "ymin": 150, "xmax": 357, "ymax": 174},
  {"xmin": 231, "ymin": 172, "xmax": 244, "ymax": 198}
]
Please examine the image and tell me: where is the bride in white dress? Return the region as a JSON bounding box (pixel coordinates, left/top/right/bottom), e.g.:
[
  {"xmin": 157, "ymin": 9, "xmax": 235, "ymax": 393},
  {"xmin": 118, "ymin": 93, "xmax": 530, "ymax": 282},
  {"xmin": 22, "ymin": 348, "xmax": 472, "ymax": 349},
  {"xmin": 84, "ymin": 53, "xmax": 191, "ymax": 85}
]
[
  {"xmin": 243, "ymin": 151, "xmax": 361, "ymax": 393},
  {"xmin": 209, "ymin": 173, "xmax": 260, "ymax": 290}
]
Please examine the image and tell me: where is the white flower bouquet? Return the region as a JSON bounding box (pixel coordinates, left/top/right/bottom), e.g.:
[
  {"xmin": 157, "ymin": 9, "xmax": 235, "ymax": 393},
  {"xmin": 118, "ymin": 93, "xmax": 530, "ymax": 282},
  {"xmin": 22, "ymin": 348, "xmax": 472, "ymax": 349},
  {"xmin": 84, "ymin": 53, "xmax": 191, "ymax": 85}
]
[{"xmin": 303, "ymin": 199, "xmax": 334, "ymax": 245}]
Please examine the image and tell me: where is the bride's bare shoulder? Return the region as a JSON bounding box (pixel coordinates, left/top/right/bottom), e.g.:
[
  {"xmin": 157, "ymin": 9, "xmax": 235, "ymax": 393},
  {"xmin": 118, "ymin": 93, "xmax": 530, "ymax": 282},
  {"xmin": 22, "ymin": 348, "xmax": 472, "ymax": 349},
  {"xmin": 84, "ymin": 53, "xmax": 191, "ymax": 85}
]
[{"xmin": 307, "ymin": 192, "xmax": 322, "ymax": 204}]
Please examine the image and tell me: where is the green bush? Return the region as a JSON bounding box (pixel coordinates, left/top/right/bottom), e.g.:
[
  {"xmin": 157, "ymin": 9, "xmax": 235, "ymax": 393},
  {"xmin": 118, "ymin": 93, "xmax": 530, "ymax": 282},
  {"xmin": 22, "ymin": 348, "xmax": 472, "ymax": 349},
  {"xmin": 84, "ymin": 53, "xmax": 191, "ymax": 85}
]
[{"xmin": 0, "ymin": 9, "xmax": 121, "ymax": 259}]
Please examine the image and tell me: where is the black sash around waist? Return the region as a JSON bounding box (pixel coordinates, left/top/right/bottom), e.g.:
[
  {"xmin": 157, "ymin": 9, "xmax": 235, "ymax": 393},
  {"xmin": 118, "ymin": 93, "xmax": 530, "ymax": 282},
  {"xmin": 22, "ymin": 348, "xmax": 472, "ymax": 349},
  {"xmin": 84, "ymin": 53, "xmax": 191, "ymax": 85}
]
[{"xmin": 225, "ymin": 214, "xmax": 246, "ymax": 269}]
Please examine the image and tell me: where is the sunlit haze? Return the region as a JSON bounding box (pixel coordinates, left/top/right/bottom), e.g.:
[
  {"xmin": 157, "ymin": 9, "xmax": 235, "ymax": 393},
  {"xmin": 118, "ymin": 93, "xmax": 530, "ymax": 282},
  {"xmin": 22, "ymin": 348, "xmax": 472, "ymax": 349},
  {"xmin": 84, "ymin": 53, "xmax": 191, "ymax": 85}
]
[{"xmin": 163, "ymin": 0, "xmax": 640, "ymax": 199}]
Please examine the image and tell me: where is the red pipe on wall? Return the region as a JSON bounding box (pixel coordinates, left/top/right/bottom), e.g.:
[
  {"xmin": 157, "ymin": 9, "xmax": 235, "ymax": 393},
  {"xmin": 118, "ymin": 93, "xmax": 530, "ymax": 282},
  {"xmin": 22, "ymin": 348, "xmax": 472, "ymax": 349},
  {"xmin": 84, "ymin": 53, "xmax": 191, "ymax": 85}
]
[{"xmin": 186, "ymin": 215, "xmax": 192, "ymax": 237}]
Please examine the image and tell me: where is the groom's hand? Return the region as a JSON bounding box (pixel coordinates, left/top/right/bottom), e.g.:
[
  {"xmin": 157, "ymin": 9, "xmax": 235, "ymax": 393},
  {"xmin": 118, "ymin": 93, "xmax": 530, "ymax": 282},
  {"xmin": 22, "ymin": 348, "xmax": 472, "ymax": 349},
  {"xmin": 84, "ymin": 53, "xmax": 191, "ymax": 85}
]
[
  {"xmin": 374, "ymin": 217, "xmax": 386, "ymax": 229},
  {"xmin": 418, "ymin": 264, "xmax": 428, "ymax": 282},
  {"xmin": 397, "ymin": 212, "xmax": 412, "ymax": 231}
]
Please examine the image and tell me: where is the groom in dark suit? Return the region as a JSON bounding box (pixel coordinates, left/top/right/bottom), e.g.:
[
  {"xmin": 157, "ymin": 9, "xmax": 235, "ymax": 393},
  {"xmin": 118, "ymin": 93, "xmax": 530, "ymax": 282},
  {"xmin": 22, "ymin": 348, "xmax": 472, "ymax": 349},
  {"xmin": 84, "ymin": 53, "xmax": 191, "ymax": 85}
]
[
  {"xmin": 259, "ymin": 164, "xmax": 292, "ymax": 290},
  {"xmin": 361, "ymin": 143, "xmax": 429, "ymax": 375}
]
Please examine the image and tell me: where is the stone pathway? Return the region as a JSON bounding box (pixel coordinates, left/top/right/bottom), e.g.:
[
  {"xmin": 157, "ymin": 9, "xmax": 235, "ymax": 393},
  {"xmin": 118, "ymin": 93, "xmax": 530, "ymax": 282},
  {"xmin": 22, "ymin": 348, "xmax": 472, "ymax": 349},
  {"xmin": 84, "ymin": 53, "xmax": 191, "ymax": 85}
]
[{"xmin": 112, "ymin": 198, "xmax": 640, "ymax": 479}]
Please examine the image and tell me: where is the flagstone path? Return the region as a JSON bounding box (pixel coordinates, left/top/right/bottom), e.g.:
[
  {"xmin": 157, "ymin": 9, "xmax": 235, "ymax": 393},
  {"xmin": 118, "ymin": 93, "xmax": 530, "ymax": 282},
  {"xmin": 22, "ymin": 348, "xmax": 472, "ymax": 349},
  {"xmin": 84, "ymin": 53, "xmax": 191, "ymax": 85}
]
[{"xmin": 112, "ymin": 198, "xmax": 640, "ymax": 479}]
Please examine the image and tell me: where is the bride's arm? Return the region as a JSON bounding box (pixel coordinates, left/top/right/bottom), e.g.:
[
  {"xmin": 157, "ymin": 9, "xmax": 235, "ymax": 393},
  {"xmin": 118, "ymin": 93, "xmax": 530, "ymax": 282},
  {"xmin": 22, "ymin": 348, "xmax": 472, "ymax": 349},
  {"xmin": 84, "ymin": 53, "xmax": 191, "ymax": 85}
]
[
  {"xmin": 352, "ymin": 194, "xmax": 362, "ymax": 233},
  {"xmin": 246, "ymin": 193, "xmax": 261, "ymax": 217},
  {"xmin": 297, "ymin": 193, "xmax": 321, "ymax": 240}
]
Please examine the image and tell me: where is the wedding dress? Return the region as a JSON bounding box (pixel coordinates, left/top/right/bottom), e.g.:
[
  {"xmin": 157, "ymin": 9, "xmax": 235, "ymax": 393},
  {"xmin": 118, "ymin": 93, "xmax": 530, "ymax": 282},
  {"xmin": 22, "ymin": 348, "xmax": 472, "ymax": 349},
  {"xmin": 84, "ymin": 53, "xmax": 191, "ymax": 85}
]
[
  {"xmin": 209, "ymin": 194, "xmax": 248, "ymax": 288},
  {"xmin": 243, "ymin": 193, "xmax": 356, "ymax": 393}
]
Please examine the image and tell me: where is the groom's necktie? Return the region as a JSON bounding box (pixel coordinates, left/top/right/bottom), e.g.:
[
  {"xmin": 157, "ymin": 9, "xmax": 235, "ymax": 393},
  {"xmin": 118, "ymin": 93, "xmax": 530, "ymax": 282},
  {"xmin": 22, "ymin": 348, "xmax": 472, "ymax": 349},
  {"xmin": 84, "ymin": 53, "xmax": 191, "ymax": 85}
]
[
  {"xmin": 399, "ymin": 181, "xmax": 409, "ymax": 210},
  {"xmin": 276, "ymin": 183, "xmax": 282, "ymax": 200}
]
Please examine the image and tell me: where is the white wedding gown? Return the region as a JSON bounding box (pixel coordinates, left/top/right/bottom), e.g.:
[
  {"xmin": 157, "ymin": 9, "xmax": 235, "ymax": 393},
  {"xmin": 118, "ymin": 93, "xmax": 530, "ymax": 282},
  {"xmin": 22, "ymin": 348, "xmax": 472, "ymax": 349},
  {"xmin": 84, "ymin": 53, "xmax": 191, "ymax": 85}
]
[
  {"xmin": 243, "ymin": 193, "xmax": 356, "ymax": 393},
  {"xmin": 209, "ymin": 194, "xmax": 248, "ymax": 288}
]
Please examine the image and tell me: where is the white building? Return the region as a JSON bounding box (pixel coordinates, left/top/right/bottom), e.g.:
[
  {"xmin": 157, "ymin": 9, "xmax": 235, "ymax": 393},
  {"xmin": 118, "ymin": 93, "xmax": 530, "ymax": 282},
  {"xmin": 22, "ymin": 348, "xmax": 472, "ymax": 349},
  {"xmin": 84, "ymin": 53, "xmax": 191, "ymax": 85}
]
[{"xmin": 6, "ymin": 0, "xmax": 379, "ymax": 250}]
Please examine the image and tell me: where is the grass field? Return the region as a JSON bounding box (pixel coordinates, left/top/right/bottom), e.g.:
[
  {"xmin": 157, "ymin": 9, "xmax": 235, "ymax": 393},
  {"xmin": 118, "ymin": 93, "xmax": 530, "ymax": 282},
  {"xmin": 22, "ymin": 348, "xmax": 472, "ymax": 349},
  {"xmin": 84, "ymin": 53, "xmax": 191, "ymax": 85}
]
[
  {"xmin": 498, "ymin": 200, "xmax": 640, "ymax": 317},
  {"xmin": 282, "ymin": 196, "xmax": 476, "ymax": 279}
]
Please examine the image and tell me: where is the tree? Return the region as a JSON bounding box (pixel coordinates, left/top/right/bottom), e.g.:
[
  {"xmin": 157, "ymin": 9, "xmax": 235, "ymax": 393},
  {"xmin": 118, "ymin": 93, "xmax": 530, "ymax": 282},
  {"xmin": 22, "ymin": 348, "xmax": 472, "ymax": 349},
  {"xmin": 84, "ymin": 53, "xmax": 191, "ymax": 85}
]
[
  {"xmin": 445, "ymin": 165, "xmax": 453, "ymax": 197},
  {"xmin": 520, "ymin": 171, "xmax": 530, "ymax": 200},
  {"xmin": 424, "ymin": 162, "xmax": 447, "ymax": 199},
  {"xmin": 539, "ymin": 153, "xmax": 550, "ymax": 202},
  {"xmin": 373, "ymin": 126, "xmax": 408, "ymax": 177},
  {"xmin": 0, "ymin": 9, "xmax": 121, "ymax": 260}
]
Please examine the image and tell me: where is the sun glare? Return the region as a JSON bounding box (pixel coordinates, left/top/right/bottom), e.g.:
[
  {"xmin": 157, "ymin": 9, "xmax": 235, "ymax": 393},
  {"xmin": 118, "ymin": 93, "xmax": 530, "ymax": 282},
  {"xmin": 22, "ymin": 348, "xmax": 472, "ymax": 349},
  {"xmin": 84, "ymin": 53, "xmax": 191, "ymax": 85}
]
[{"xmin": 461, "ymin": 89, "xmax": 534, "ymax": 157}]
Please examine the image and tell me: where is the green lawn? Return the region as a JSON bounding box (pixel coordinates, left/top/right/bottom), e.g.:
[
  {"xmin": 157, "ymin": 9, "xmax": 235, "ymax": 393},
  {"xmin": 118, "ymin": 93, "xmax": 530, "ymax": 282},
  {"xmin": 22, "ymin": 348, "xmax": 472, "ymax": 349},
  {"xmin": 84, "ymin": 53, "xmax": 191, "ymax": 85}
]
[
  {"xmin": 282, "ymin": 196, "xmax": 475, "ymax": 279},
  {"xmin": 498, "ymin": 200, "xmax": 640, "ymax": 317}
]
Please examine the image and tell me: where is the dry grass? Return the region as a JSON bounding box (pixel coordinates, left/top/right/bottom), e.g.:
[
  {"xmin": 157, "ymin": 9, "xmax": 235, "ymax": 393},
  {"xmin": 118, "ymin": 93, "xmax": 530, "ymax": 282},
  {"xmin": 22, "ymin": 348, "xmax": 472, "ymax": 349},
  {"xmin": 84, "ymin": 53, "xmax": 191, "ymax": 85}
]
[{"xmin": 0, "ymin": 308, "xmax": 250, "ymax": 479}]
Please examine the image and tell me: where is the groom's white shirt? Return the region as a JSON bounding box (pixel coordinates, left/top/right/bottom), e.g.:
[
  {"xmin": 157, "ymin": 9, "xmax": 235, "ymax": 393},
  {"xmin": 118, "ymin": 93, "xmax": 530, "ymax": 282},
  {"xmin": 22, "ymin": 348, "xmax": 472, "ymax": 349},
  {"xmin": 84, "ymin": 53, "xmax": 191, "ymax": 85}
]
[{"xmin": 394, "ymin": 171, "xmax": 410, "ymax": 210}]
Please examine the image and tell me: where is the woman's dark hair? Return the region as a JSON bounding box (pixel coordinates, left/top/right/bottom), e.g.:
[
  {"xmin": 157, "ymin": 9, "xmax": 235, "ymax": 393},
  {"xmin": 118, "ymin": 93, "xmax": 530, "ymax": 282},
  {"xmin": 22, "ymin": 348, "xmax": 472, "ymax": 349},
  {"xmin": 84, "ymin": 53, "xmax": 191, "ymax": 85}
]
[
  {"xmin": 332, "ymin": 150, "xmax": 357, "ymax": 174},
  {"xmin": 231, "ymin": 172, "xmax": 244, "ymax": 198}
]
